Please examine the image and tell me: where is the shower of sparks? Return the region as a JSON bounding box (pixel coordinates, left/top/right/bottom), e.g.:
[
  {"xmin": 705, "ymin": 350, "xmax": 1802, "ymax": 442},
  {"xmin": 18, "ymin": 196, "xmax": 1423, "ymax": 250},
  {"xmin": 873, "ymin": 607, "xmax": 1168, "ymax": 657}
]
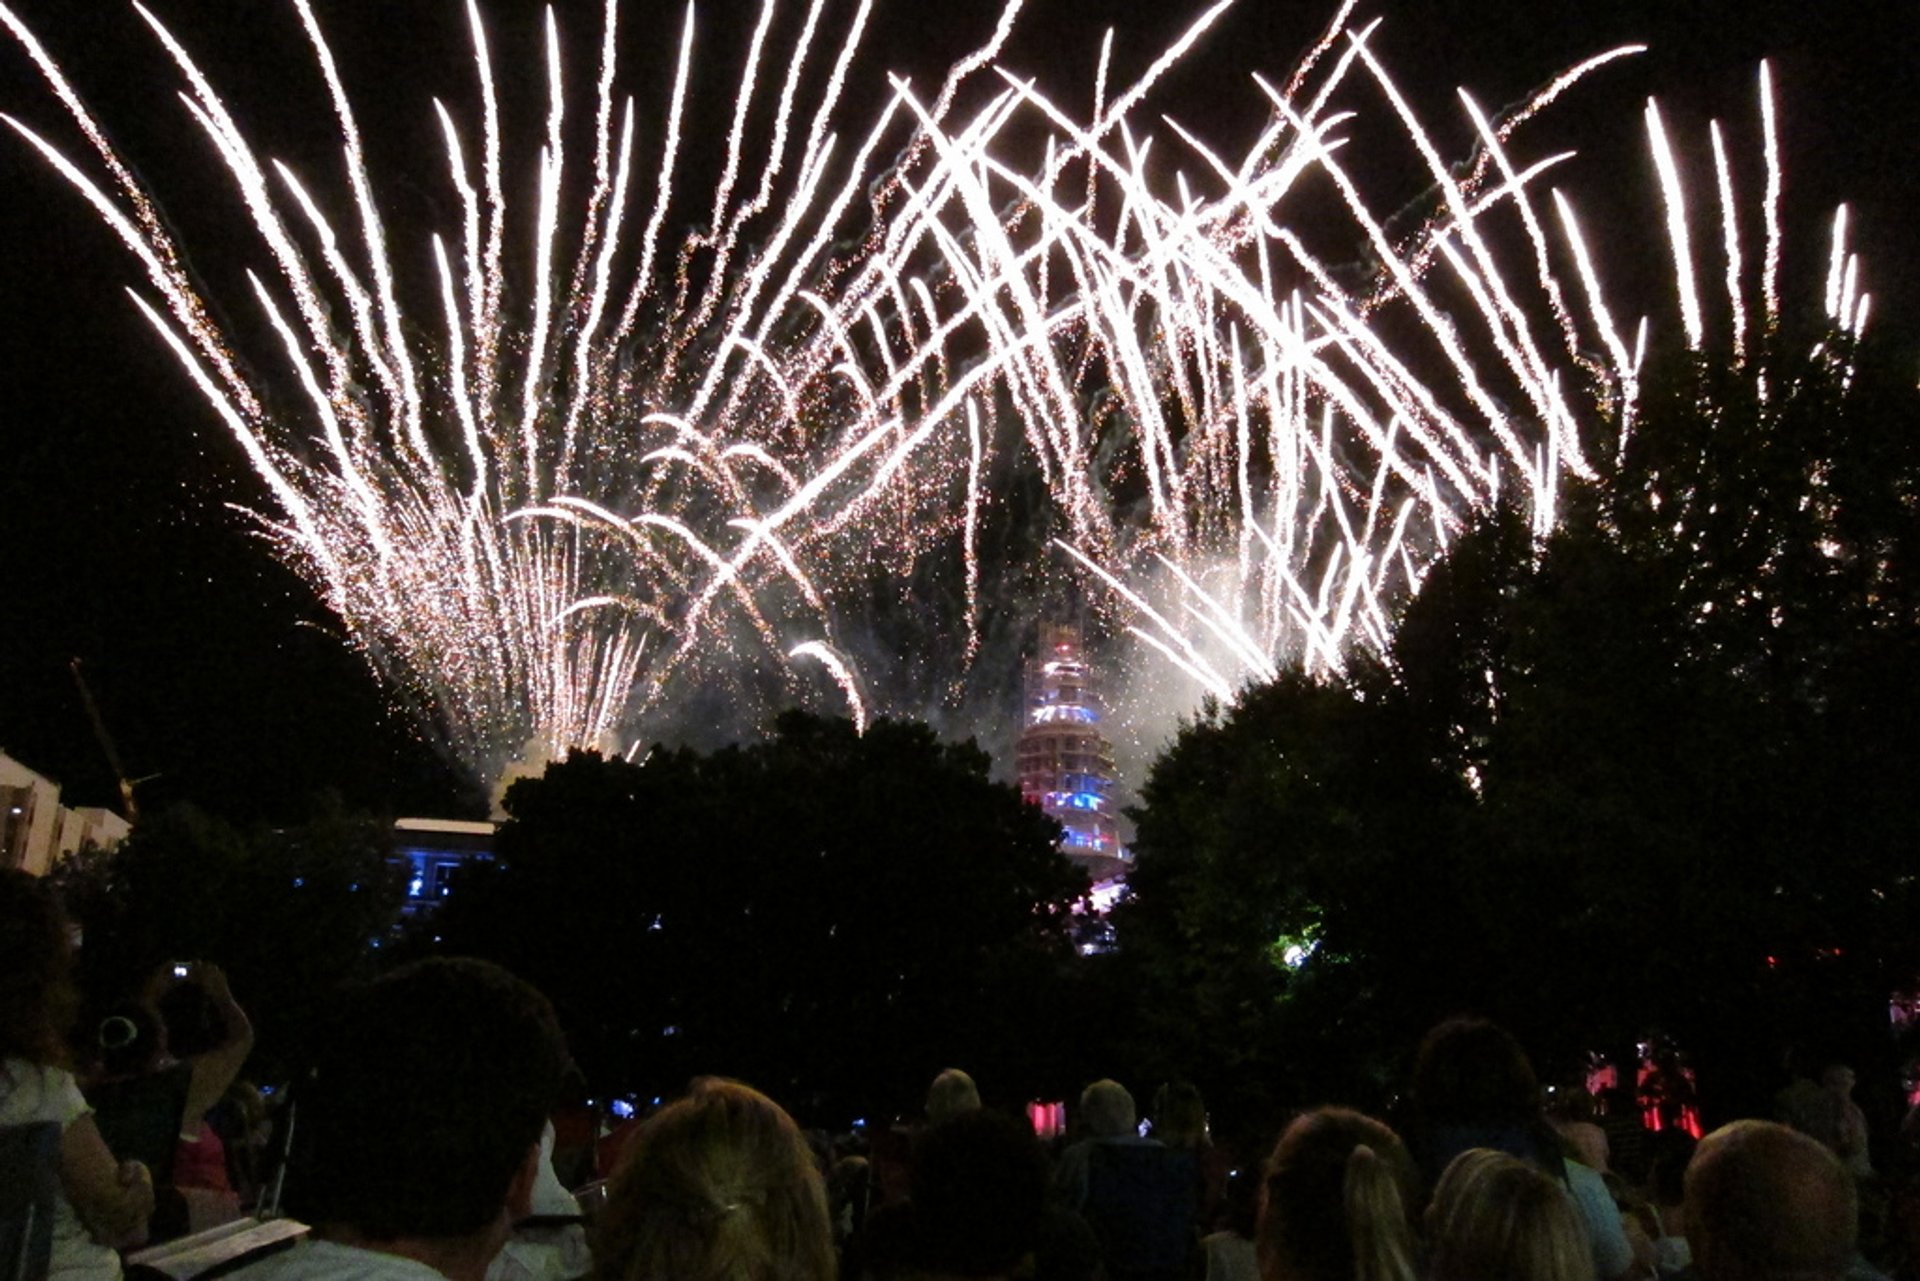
[{"xmin": 1, "ymin": 1, "xmax": 1869, "ymax": 782}]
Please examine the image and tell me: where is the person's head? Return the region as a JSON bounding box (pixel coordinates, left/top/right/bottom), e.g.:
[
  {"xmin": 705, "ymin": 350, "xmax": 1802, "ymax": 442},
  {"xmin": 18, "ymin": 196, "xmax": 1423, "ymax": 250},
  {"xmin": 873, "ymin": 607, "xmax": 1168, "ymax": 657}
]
[
  {"xmin": 1152, "ymin": 1081, "xmax": 1209, "ymax": 1149},
  {"xmin": 1426, "ymin": 1149, "xmax": 1594, "ymax": 1281},
  {"xmin": 1257, "ymin": 1107, "xmax": 1419, "ymax": 1281},
  {"xmin": 825, "ymin": 1154, "xmax": 869, "ymax": 1234},
  {"xmin": 0, "ymin": 869, "xmax": 77, "ymax": 1066},
  {"xmin": 157, "ymin": 978, "xmax": 228, "ymax": 1058},
  {"xmin": 1558, "ymin": 1121, "xmax": 1609, "ymax": 1174},
  {"xmin": 1819, "ymin": 1065, "xmax": 1856, "ymax": 1099},
  {"xmin": 1414, "ymin": 1018, "xmax": 1541, "ymax": 1126},
  {"xmin": 1548, "ymin": 1086, "xmax": 1597, "ymax": 1125},
  {"xmin": 96, "ymin": 1001, "xmax": 166, "ymax": 1078},
  {"xmin": 286, "ymin": 957, "xmax": 569, "ymax": 1244},
  {"xmin": 911, "ymin": 1109, "xmax": 1047, "ymax": 1278},
  {"xmin": 595, "ymin": 1078, "xmax": 834, "ymax": 1281},
  {"xmin": 869, "ymin": 1124, "xmax": 916, "ymax": 1206},
  {"xmin": 1221, "ymin": 1161, "xmax": 1262, "ymax": 1241},
  {"xmin": 927, "ymin": 1068, "xmax": 982, "ymax": 1125},
  {"xmin": 1079, "ymin": 1079, "xmax": 1136, "ymax": 1139},
  {"xmin": 1646, "ymin": 1129, "xmax": 1697, "ymax": 1208},
  {"xmin": 1685, "ymin": 1120, "xmax": 1857, "ymax": 1281}
]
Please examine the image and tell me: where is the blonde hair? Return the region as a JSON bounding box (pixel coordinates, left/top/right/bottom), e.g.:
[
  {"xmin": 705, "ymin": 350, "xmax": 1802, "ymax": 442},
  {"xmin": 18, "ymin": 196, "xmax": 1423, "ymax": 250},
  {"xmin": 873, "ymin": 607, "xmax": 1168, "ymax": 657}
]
[
  {"xmin": 594, "ymin": 1079, "xmax": 834, "ymax": 1281},
  {"xmin": 1258, "ymin": 1108, "xmax": 1419, "ymax": 1281},
  {"xmin": 1427, "ymin": 1149, "xmax": 1595, "ymax": 1281},
  {"xmin": 1079, "ymin": 1079, "xmax": 1137, "ymax": 1139},
  {"xmin": 926, "ymin": 1068, "xmax": 982, "ymax": 1124}
]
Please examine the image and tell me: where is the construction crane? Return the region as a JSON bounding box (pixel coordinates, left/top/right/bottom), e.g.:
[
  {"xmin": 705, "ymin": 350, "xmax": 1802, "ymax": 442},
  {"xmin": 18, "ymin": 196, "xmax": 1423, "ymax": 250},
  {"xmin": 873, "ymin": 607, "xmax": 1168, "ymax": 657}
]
[{"xmin": 69, "ymin": 657, "xmax": 152, "ymax": 825}]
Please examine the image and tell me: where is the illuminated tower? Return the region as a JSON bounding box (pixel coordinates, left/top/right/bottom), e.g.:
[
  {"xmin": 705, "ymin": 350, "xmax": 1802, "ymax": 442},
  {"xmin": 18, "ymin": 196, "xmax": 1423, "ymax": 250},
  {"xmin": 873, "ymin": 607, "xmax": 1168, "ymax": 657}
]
[{"xmin": 1016, "ymin": 623, "xmax": 1128, "ymax": 882}]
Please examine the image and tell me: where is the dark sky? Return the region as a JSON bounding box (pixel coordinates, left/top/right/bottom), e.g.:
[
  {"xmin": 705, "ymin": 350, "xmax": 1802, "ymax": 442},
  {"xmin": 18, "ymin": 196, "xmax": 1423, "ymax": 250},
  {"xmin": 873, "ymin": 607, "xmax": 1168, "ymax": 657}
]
[{"xmin": 1, "ymin": 0, "xmax": 1914, "ymax": 822}]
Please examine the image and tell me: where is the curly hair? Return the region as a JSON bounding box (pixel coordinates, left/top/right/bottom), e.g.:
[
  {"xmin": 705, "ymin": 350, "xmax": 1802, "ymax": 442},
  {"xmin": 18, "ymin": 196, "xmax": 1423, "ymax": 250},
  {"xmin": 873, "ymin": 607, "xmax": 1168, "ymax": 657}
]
[
  {"xmin": 0, "ymin": 868, "xmax": 78, "ymax": 1067},
  {"xmin": 594, "ymin": 1079, "xmax": 833, "ymax": 1281}
]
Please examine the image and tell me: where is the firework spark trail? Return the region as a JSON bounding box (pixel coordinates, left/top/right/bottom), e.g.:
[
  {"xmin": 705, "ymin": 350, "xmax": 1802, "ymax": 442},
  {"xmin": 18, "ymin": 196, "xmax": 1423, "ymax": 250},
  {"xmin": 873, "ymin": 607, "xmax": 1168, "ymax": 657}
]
[
  {"xmin": 0, "ymin": 0, "xmax": 1873, "ymax": 780},
  {"xmin": 990, "ymin": 30, "xmax": 1858, "ymax": 691},
  {"xmin": 1710, "ymin": 121, "xmax": 1747, "ymax": 362},
  {"xmin": 789, "ymin": 641, "xmax": 867, "ymax": 733},
  {"xmin": 0, "ymin": 4, "xmax": 251, "ymax": 414},
  {"xmin": 1645, "ymin": 99, "xmax": 1704, "ymax": 350},
  {"xmin": 0, "ymin": 0, "xmax": 1053, "ymax": 774}
]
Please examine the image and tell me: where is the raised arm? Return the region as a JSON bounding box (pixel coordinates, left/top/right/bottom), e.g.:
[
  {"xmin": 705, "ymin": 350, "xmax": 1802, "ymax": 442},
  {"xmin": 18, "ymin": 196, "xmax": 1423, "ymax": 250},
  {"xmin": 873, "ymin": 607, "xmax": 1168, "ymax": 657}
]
[{"xmin": 181, "ymin": 962, "xmax": 255, "ymax": 1127}]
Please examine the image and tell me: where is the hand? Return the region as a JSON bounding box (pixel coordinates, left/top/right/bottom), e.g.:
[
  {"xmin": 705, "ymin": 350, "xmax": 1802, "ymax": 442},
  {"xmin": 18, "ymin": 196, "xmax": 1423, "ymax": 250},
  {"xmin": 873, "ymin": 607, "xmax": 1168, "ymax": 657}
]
[
  {"xmin": 189, "ymin": 961, "xmax": 233, "ymax": 1001},
  {"xmin": 119, "ymin": 1159, "xmax": 156, "ymax": 1216}
]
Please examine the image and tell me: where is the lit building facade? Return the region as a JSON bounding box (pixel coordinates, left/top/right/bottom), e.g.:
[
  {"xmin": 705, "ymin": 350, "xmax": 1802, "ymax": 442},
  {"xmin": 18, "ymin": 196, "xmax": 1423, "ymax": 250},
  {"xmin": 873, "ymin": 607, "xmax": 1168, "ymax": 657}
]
[
  {"xmin": 392, "ymin": 816, "xmax": 495, "ymax": 917},
  {"xmin": 1, "ymin": 749, "xmax": 131, "ymax": 876},
  {"xmin": 1015, "ymin": 624, "xmax": 1129, "ymax": 884}
]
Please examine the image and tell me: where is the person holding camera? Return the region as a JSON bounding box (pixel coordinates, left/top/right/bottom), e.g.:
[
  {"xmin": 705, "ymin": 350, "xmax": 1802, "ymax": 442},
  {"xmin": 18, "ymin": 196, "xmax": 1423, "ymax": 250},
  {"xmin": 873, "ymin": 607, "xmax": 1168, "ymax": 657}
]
[{"xmin": 88, "ymin": 959, "xmax": 254, "ymax": 1236}]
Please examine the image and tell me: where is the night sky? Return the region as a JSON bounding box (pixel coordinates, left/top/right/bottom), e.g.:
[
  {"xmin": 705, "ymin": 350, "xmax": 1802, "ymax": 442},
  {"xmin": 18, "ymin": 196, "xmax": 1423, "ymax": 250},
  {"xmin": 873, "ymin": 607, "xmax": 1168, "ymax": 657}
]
[{"xmin": 1, "ymin": 0, "xmax": 1914, "ymax": 823}]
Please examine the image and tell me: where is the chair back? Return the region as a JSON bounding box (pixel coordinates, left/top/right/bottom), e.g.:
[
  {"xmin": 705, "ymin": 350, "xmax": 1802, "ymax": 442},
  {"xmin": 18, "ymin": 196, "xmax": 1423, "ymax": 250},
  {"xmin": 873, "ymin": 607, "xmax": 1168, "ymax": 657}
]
[{"xmin": 0, "ymin": 1120, "xmax": 62, "ymax": 1281}]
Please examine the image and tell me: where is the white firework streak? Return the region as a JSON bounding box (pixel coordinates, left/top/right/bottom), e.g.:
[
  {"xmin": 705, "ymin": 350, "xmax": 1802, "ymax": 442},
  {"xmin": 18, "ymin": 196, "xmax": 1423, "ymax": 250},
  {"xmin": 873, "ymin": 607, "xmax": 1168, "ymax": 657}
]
[
  {"xmin": 0, "ymin": 0, "xmax": 1871, "ymax": 780},
  {"xmin": 788, "ymin": 641, "xmax": 867, "ymax": 734},
  {"xmin": 0, "ymin": 0, "xmax": 1049, "ymax": 778},
  {"xmin": 882, "ymin": 11, "xmax": 1866, "ymax": 696}
]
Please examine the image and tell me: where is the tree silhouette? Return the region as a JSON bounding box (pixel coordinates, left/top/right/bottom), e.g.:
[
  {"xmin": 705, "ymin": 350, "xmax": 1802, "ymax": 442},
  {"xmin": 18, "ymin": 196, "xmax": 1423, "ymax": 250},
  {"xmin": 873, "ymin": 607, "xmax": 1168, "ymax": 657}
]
[{"xmin": 433, "ymin": 712, "xmax": 1090, "ymax": 1121}]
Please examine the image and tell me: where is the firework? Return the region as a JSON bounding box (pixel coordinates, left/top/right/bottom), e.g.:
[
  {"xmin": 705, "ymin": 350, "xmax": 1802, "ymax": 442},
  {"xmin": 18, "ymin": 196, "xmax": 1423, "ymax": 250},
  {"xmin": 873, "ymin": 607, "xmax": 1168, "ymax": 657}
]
[
  {"xmin": 0, "ymin": 0, "xmax": 1868, "ymax": 781},
  {"xmin": 1, "ymin": 0, "xmax": 1046, "ymax": 775},
  {"xmin": 904, "ymin": 35, "xmax": 1868, "ymax": 700}
]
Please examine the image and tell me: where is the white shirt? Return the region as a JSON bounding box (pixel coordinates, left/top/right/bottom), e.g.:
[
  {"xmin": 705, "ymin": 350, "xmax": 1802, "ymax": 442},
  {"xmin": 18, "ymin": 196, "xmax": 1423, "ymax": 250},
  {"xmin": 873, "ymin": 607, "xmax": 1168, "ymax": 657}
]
[
  {"xmin": 2, "ymin": 1058, "xmax": 125, "ymax": 1281},
  {"xmin": 486, "ymin": 1123, "xmax": 588, "ymax": 1281},
  {"xmin": 234, "ymin": 1240, "xmax": 452, "ymax": 1281},
  {"xmin": 1201, "ymin": 1231, "xmax": 1259, "ymax": 1281}
]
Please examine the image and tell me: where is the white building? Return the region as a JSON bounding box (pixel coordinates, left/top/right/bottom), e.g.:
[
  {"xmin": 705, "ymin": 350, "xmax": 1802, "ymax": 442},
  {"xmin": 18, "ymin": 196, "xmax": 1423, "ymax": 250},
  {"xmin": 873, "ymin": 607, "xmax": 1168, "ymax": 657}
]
[{"xmin": 1, "ymin": 750, "xmax": 131, "ymax": 875}]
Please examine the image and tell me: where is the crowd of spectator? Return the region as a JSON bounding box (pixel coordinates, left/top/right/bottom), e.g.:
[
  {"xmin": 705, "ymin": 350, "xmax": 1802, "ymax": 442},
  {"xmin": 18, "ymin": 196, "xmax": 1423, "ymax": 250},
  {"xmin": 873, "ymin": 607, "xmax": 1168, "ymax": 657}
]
[{"xmin": 0, "ymin": 865, "xmax": 1908, "ymax": 1281}]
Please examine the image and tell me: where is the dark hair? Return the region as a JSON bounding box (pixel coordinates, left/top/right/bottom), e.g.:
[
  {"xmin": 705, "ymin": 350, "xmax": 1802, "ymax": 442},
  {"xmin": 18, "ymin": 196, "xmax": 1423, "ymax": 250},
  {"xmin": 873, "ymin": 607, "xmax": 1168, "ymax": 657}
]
[
  {"xmin": 157, "ymin": 980, "xmax": 227, "ymax": 1058},
  {"xmin": 97, "ymin": 1001, "xmax": 165, "ymax": 1077},
  {"xmin": 911, "ymin": 1110, "xmax": 1047, "ymax": 1277},
  {"xmin": 1646, "ymin": 1130, "xmax": 1697, "ymax": 1206},
  {"xmin": 1222, "ymin": 1162, "xmax": 1262, "ymax": 1239},
  {"xmin": 285, "ymin": 957, "xmax": 569, "ymax": 1240},
  {"xmin": 1259, "ymin": 1108, "xmax": 1419, "ymax": 1281},
  {"xmin": 0, "ymin": 869, "xmax": 77, "ymax": 1066},
  {"xmin": 1153, "ymin": 1081, "xmax": 1210, "ymax": 1149},
  {"xmin": 1414, "ymin": 1019, "xmax": 1541, "ymax": 1126}
]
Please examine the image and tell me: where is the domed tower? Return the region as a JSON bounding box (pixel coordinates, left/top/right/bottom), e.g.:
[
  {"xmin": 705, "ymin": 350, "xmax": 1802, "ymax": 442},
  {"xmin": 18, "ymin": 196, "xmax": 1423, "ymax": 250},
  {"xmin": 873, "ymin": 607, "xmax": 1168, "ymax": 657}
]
[{"xmin": 1016, "ymin": 623, "xmax": 1128, "ymax": 883}]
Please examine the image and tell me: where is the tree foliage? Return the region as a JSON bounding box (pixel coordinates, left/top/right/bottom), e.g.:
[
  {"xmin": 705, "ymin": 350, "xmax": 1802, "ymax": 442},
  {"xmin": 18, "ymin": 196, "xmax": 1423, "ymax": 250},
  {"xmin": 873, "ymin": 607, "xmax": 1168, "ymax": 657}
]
[
  {"xmin": 432, "ymin": 711, "xmax": 1089, "ymax": 1120},
  {"xmin": 1118, "ymin": 329, "xmax": 1920, "ymax": 1120}
]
